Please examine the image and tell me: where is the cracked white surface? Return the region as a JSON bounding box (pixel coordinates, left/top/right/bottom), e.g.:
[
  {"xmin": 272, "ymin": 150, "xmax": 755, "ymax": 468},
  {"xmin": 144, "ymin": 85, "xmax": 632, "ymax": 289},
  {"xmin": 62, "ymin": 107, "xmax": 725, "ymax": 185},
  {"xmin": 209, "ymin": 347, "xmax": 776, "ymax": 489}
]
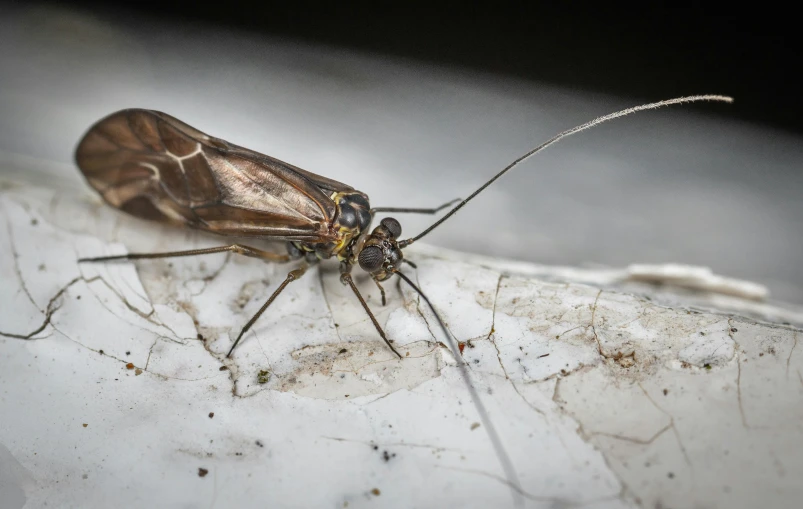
[{"xmin": 2, "ymin": 177, "xmax": 803, "ymax": 509}]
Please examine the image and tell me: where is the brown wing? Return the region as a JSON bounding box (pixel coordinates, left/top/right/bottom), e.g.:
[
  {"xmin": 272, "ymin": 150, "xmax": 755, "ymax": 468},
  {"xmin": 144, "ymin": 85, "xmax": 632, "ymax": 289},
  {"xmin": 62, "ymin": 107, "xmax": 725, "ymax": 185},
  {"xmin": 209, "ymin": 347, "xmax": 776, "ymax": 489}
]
[{"xmin": 75, "ymin": 109, "xmax": 355, "ymax": 242}]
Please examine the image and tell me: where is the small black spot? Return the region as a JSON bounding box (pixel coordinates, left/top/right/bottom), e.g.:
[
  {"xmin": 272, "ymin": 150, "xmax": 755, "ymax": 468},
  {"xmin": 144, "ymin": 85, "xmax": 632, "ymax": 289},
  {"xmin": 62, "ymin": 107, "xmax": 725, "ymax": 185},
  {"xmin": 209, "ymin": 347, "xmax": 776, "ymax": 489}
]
[
  {"xmin": 125, "ymin": 351, "xmax": 130, "ymax": 356},
  {"xmin": 208, "ymin": 412, "xmax": 214, "ymax": 418},
  {"xmin": 382, "ymin": 450, "xmax": 397, "ymax": 462},
  {"xmin": 700, "ymin": 332, "xmax": 706, "ymax": 336},
  {"xmin": 98, "ymin": 350, "xmax": 104, "ymax": 355},
  {"xmin": 339, "ymin": 348, "xmax": 347, "ymax": 354},
  {"xmin": 76, "ymin": 295, "xmax": 81, "ymax": 300},
  {"xmin": 235, "ymin": 452, "xmax": 243, "ymax": 456},
  {"xmin": 667, "ymin": 472, "xmax": 675, "ymax": 479},
  {"xmin": 663, "ymin": 389, "xmax": 669, "ymax": 396},
  {"xmin": 219, "ymin": 366, "xmax": 228, "ymax": 371},
  {"xmin": 197, "ymin": 334, "xmax": 204, "ymax": 341},
  {"xmin": 372, "ymin": 445, "xmax": 378, "ymax": 450},
  {"xmin": 731, "ymin": 328, "xmax": 738, "ymax": 333},
  {"xmin": 256, "ymin": 440, "xmax": 264, "ymax": 447},
  {"xmin": 31, "ymin": 218, "xmax": 38, "ymax": 226},
  {"xmin": 198, "ymin": 468, "xmax": 208, "ymax": 477}
]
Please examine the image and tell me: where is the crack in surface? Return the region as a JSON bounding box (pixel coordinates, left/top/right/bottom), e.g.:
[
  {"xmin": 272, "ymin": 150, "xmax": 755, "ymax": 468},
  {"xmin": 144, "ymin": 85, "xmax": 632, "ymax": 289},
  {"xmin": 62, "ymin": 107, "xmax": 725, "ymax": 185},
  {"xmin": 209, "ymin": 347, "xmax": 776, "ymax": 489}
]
[
  {"xmin": 0, "ymin": 276, "xmax": 84, "ymax": 339},
  {"xmin": 590, "ymin": 422, "xmax": 672, "ymax": 445},
  {"xmin": 787, "ymin": 331, "xmax": 799, "ymax": 380},
  {"xmin": 729, "ymin": 319, "xmax": 749, "ymax": 429},
  {"xmin": 436, "ymin": 465, "xmax": 623, "ymax": 506},
  {"xmin": 637, "ymin": 382, "xmax": 692, "ymax": 469},
  {"xmin": 5, "ymin": 208, "xmax": 38, "ymax": 310},
  {"xmin": 590, "ymin": 289, "xmax": 604, "ymax": 356},
  {"xmin": 487, "ymin": 275, "xmax": 546, "ymax": 417}
]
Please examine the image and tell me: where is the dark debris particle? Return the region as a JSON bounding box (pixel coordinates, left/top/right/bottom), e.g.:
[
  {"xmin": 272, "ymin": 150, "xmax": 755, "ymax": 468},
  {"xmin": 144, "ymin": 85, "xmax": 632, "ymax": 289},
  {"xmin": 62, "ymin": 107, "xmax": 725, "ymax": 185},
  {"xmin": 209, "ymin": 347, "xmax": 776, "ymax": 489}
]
[
  {"xmin": 731, "ymin": 328, "xmax": 738, "ymax": 333},
  {"xmin": 339, "ymin": 348, "xmax": 347, "ymax": 354},
  {"xmin": 663, "ymin": 389, "xmax": 669, "ymax": 396},
  {"xmin": 198, "ymin": 468, "xmax": 208, "ymax": 477},
  {"xmin": 197, "ymin": 334, "xmax": 204, "ymax": 341},
  {"xmin": 256, "ymin": 440, "xmax": 263, "ymax": 447},
  {"xmin": 704, "ymin": 364, "xmax": 712, "ymax": 370},
  {"xmin": 98, "ymin": 350, "xmax": 104, "ymax": 355},
  {"xmin": 381, "ymin": 450, "xmax": 396, "ymax": 462},
  {"xmin": 125, "ymin": 351, "xmax": 130, "ymax": 356},
  {"xmin": 371, "ymin": 488, "xmax": 381, "ymax": 496},
  {"xmin": 219, "ymin": 366, "xmax": 228, "ymax": 371},
  {"xmin": 257, "ymin": 370, "xmax": 271, "ymax": 384},
  {"xmin": 372, "ymin": 445, "xmax": 378, "ymax": 450},
  {"xmin": 82, "ymin": 423, "xmax": 88, "ymax": 428},
  {"xmin": 76, "ymin": 295, "xmax": 81, "ymax": 300},
  {"xmin": 208, "ymin": 412, "xmax": 214, "ymax": 419},
  {"xmin": 668, "ymin": 472, "xmax": 675, "ymax": 479},
  {"xmin": 235, "ymin": 452, "xmax": 243, "ymax": 456}
]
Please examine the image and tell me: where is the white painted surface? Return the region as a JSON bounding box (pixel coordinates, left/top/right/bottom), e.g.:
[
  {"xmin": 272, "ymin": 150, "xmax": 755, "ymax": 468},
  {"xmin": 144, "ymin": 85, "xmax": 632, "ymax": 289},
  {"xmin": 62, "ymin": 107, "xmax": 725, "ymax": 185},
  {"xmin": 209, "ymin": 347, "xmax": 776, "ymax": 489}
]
[{"xmin": 1, "ymin": 174, "xmax": 802, "ymax": 508}]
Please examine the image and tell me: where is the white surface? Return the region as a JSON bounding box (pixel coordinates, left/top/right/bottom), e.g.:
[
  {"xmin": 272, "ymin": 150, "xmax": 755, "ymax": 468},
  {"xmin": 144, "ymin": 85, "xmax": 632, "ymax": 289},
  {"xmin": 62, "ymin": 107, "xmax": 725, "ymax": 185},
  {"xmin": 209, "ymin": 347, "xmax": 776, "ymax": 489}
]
[{"xmin": 2, "ymin": 173, "xmax": 803, "ymax": 508}]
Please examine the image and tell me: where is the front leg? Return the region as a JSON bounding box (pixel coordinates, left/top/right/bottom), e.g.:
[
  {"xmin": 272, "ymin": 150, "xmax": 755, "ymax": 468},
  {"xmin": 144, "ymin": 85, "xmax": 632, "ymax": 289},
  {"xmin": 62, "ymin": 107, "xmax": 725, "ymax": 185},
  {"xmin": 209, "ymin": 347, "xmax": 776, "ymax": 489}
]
[{"xmin": 339, "ymin": 263, "xmax": 401, "ymax": 359}]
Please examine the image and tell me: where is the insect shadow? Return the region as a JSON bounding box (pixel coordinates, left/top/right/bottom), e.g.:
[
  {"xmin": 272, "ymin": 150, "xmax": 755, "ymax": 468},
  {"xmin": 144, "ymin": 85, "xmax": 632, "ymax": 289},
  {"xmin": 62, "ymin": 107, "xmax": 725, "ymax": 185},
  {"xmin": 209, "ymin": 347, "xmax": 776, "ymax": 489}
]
[{"xmin": 76, "ymin": 95, "xmax": 732, "ymax": 504}]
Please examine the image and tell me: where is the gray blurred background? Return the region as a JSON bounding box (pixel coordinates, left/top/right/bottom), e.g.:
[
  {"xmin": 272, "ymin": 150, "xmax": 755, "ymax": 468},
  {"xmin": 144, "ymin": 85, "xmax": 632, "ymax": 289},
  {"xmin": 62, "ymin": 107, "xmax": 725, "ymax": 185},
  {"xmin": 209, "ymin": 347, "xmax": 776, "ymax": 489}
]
[{"xmin": 1, "ymin": 3, "xmax": 801, "ymax": 303}]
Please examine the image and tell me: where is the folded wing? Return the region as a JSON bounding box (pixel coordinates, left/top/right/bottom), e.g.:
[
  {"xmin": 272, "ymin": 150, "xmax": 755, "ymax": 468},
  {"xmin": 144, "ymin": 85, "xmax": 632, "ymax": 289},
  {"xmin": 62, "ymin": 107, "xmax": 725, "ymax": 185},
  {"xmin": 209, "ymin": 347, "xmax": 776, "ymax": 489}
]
[{"xmin": 75, "ymin": 109, "xmax": 351, "ymax": 242}]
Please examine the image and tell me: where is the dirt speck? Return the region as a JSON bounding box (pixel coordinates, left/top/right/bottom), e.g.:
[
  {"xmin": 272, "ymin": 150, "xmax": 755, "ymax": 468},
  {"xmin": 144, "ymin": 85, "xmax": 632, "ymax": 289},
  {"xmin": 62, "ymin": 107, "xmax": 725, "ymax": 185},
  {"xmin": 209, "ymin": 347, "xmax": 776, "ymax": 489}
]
[
  {"xmin": 82, "ymin": 423, "xmax": 88, "ymax": 428},
  {"xmin": 135, "ymin": 368, "xmax": 143, "ymax": 376},
  {"xmin": 470, "ymin": 422, "xmax": 481, "ymax": 430},
  {"xmin": 370, "ymin": 488, "xmax": 381, "ymax": 496},
  {"xmin": 663, "ymin": 389, "xmax": 669, "ymax": 396},
  {"xmin": 219, "ymin": 366, "xmax": 228, "ymax": 371},
  {"xmin": 126, "ymin": 363, "xmax": 135, "ymax": 370},
  {"xmin": 208, "ymin": 412, "xmax": 214, "ymax": 419},
  {"xmin": 257, "ymin": 370, "xmax": 271, "ymax": 384},
  {"xmin": 256, "ymin": 440, "xmax": 264, "ymax": 447},
  {"xmin": 198, "ymin": 468, "xmax": 208, "ymax": 477}
]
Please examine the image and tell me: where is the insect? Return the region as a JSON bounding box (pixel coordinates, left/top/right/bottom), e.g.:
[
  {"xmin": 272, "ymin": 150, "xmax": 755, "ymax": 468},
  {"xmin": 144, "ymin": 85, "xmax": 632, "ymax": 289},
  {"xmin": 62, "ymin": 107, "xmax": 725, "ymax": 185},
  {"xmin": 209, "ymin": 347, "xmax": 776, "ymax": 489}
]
[{"xmin": 76, "ymin": 95, "xmax": 732, "ymax": 502}]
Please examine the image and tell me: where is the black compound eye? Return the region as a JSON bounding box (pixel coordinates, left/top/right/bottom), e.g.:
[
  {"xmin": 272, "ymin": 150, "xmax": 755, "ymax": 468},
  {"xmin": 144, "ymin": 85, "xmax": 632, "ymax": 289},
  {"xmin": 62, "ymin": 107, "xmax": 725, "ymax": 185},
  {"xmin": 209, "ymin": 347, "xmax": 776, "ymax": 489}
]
[
  {"xmin": 358, "ymin": 246, "xmax": 384, "ymax": 272},
  {"xmin": 380, "ymin": 217, "xmax": 402, "ymax": 239}
]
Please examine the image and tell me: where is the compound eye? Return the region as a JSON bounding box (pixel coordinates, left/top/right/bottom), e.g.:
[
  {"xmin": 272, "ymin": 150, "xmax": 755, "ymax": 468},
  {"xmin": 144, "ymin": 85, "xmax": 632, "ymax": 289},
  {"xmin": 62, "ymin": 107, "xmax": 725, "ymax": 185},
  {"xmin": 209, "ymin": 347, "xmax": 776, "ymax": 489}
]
[
  {"xmin": 358, "ymin": 246, "xmax": 384, "ymax": 272},
  {"xmin": 380, "ymin": 217, "xmax": 402, "ymax": 239}
]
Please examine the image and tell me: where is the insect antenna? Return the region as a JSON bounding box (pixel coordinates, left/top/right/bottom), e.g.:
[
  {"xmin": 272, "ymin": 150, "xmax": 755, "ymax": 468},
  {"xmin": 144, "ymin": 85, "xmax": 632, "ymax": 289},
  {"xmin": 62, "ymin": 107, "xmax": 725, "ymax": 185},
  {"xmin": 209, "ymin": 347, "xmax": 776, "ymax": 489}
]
[
  {"xmin": 394, "ymin": 269, "xmax": 524, "ymax": 506},
  {"xmin": 399, "ymin": 94, "xmax": 734, "ymax": 247}
]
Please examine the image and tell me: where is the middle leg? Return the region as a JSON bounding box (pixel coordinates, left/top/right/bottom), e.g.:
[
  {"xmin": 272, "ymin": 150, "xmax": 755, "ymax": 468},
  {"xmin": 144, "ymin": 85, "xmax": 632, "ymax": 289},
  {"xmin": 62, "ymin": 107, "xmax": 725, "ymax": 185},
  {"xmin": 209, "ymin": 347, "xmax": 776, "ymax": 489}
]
[{"xmin": 226, "ymin": 262, "xmax": 311, "ymax": 357}]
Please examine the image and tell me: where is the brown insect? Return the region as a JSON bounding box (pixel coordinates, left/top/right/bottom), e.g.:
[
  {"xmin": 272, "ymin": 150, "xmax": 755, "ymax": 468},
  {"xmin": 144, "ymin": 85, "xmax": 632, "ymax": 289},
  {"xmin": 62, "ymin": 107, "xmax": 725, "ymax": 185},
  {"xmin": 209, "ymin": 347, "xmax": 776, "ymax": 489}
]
[{"xmin": 76, "ymin": 95, "xmax": 732, "ymax": 501}]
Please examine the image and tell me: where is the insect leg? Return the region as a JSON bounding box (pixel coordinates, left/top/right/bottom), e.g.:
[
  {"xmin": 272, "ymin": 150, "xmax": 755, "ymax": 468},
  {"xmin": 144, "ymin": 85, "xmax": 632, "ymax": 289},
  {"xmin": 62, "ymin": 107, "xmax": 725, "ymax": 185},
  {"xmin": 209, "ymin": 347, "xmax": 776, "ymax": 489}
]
[
  {"xmin": 78, "ymin": 244, "xmax": 290, "ymax": 263},
  {"xmin": 226, "ymin": 263, "xmax": 310, "ymax": 357},
  {"xmin": 373, "ymin": 279, "xmax": 387, "ymax": 306},
  {"xmin": 340, "ymin": 266, "xmax": 402, "ymax": 359},
  {"xmin": 370, "ymin": 197, "xmax": 461, "ymax": 215}
]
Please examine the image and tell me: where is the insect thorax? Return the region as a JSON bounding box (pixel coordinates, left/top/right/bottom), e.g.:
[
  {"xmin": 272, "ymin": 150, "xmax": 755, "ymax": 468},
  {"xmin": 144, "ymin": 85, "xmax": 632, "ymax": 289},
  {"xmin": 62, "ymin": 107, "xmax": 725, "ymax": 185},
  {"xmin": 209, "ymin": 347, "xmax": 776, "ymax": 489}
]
[{"xmin": 291, "ymin": 191, "xmax": 372, "ymax": 262}]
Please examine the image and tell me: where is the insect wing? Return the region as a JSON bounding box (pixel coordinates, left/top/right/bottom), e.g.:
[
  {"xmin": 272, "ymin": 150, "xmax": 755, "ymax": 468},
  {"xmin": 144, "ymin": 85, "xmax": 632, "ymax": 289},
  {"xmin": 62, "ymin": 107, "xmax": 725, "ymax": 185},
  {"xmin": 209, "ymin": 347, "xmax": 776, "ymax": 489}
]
[{"xmin": 75, "ymin": 109, "xmax": 345, "ymax": 241}]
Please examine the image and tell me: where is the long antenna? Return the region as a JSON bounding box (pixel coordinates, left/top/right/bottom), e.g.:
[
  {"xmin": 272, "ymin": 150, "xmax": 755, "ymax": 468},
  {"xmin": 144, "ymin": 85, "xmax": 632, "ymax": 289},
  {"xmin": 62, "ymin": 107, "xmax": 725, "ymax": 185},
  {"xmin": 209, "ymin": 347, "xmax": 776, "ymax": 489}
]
[
  {"xmin": 399, "ymin": 94, "xmax": 733, "ymax": 246},
  {"xmin": 395, "ymin": 269, "xmax": 524, "ymax": 507}
]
